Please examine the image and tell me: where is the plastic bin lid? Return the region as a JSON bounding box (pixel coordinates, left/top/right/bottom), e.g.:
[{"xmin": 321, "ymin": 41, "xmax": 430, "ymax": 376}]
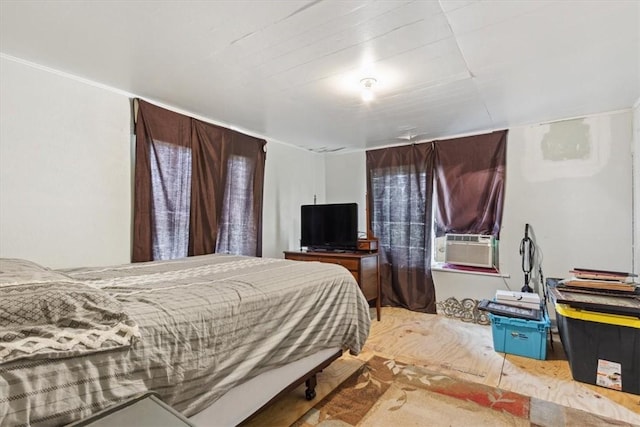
[{"xmin": 555, "ymin": 303, "xmax": 640, "ymax": 329}]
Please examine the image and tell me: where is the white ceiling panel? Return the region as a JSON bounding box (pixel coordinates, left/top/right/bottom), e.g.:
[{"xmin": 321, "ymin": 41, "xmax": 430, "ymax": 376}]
[
  {"xmin": 258, "ymin": 3, "xmax": 450, "ymax": 89},
  {"xmin": 0, "ymin": 0, "xmax": 638, "ymax": 151},
  {"xmin": 474, "ymin": 37, "xmax": 639, "ymax": 127},
  {"xmin": 232, "ymin": 1, "xmax": 418, "ymax": 67},
  {"xmin": 275, "ymin": 19, "xmax": 461, "ymax": 101},
  {"xmin": 454, "ymin": 1, "xmax": 638, "ymax": 74},
  {"xmin": 443, "ymin": 0, "xmax": 556, "ymax": 35},
  {"xmin": 438, "ymin": 0, "xmax": 478, "ymax": 14},
  {"xmin": 363, "ymin": 77, "xmax": 491, "ymax": 143}
]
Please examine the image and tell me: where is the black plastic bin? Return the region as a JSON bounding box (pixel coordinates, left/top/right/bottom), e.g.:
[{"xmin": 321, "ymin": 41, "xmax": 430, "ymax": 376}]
[{"xmin": 555, "ymin": 303, "xmax": 640, "ymax": 395}]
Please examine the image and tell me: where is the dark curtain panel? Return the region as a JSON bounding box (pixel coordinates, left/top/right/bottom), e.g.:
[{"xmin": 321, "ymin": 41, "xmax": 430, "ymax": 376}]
[
  {"xmin": 214, "ymin": 131, "xmax": 266, "ymax": 257},
  {"xmin": 189, "ymin": 120, "xmax": 230, "ymax": 256},
  {"xmin": 190, "ymin": 125, "xmax": 266, "ymax": 257},
  {"xmin": 133, "ymin": 100, "xmax": 192, "ymax": 262},
  {"xmin": 433, "ymin": 130, "xmax": 507, "ymax": 238},
  {"xmin": 366, "ymin": 143, "xmax": 436, "ymax": 313}
]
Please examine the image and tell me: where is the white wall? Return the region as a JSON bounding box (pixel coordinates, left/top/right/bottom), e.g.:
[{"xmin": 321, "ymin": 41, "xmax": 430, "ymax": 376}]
[
  {"xmin": 324, "ymin": 110, "xmax": 634, "ymax": 303},
  {"xmin": 634, "ymin": 100, "xmax": 640, "ymax": 276},
  {"xmin": 0, "ymin": 57, "xmax": 132, "ymax": 268},
  {"xmin": 0, "ymin": 57, "xmax": 324, "ymax": 267},
  {"xmin": 262, "ymin": 142, "xmax": 325, "ymax": 258},
  {"xmin": 325, "ymin": 151, "xmax": 367, "ymax": 236}
]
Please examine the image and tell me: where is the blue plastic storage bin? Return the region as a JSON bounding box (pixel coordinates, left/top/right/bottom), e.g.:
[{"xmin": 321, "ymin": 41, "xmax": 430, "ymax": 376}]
[{"xmin": 489, "ymin": 312, "xmax": 550, "ymax": 360}]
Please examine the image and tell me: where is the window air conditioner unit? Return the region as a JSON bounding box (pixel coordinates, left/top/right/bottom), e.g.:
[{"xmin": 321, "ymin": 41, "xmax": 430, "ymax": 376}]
[{"xmin": 444, "ymin": 234, "xmax": 495, "ymax": 268}]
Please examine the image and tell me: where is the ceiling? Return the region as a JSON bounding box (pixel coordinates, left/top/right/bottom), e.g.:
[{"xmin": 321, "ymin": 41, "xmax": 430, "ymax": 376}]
[{"xmin": 1, "ymin": 1, "xmax": 638, "ymax": 152}]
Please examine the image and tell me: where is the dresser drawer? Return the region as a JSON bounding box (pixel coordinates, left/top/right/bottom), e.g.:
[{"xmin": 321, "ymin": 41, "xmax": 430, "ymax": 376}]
[
  {"xmin": 285, "ymin": 253, "xmax": 359, "ymax": 272},
  {"xmin": 286, "ymin": 254, "xmax": 312, "ymax": 262}
]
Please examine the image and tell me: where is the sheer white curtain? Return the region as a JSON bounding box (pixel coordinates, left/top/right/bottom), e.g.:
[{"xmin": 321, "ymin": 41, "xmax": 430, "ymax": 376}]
[
  {"xmin": 149, "ymin": 141, "xmax": 192, "ymax": 260},
  {"xmin": 370, "ymin": 166, "xmax": 428, "ymax": 267},
  {"xmin": 216, "ymin": 155, "xmax": 258, "ymax": 256}
]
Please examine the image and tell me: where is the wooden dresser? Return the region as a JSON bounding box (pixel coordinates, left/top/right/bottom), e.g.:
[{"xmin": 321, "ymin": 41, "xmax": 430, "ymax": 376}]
[{"xmin": 284, "ymin": 251, "xmax": 380, "ymax": 321}]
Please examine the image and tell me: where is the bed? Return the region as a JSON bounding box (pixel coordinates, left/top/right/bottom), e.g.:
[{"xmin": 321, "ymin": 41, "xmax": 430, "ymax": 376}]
[{"xmin": 0, "ymin": 254, "xmax": 371, "ymax": 426}]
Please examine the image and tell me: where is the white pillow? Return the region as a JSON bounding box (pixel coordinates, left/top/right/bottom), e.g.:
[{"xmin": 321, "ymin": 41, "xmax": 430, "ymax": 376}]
[{"xmin": 0, "ymin": 258, "xmax": 73, "ymax": 286}]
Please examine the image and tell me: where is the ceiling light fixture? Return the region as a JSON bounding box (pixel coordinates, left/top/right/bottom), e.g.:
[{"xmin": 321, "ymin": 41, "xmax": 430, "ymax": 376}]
[{"xmin": 360, "ymin": 77, "xmax": 377, "ymax": 102}]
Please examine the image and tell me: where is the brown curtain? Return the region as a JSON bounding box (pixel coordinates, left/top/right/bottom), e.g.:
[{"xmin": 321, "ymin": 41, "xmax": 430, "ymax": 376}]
[
  {"xmin": 133, "ymin": 100, "xmax": 192, "ymax": 262},
  {"xmin": 433, "ymin": 130, "xmax": 507, "ymax": 238},
  {"xmin": 214, "ymin": 131, "xmax": 266, "ymax": 257},
  {"xmin": 133, "ymin": 100, "xmax": 266, "ymax": 262},
  {"xmin": 189, "ymin": 120, "xmax": 230, "ymax": 256},
  {"xmin": 366, "ymin": 143, "xmax": 436, "ymax": 313}
]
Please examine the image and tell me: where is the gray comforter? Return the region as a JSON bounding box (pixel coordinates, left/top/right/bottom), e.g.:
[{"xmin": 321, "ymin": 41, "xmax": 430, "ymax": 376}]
[{"xmin": 0, "ymin": 254, "xmax": 371, "ymax": 426}]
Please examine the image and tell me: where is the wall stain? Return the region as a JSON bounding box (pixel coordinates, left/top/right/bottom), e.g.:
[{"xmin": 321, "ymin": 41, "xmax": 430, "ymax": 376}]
[{"xmin": 541, "ymin": 119, "xmax": 591, "ymax": 161}]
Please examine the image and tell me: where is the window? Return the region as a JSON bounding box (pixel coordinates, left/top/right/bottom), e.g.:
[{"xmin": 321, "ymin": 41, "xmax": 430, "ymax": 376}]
[
  {"xmin": 432, "ymin": 130, "xmax": 507, "ymax": 271},
  {"xmin": 133, "ymin": 99, "xmax": 266, "ymax": 262},
  {"xmin": 366, "ymin": 131, "xmax": 507, "ymax": 312},
  {"xmin": 370, "ymin": 166, "xmax": 429, "ymax": 268},
  {"xmin": 149, "ymin": 141, "xmax": 192, "ymax": 260},
  {"xmin": 216, "ymin": 155, "xmax": 258, "ymax": 256},
  {"xmin": 366, "ymin": 143, "xmax": 436, "ymax": 312}
]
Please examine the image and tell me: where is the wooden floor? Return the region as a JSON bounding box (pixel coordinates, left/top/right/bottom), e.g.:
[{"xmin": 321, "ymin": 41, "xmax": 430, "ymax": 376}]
[{"xmin": 247, "ymin": 307, "xmax": 640, "ymax": 426}]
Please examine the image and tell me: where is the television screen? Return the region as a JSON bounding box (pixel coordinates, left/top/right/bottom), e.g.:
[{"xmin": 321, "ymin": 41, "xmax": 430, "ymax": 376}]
[{"xmin": 301, "ymin": 203, "xmax": 358, "ymax": 251}]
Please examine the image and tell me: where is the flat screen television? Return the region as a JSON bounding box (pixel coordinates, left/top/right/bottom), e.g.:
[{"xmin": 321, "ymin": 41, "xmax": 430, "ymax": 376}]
[{"xmin": 300, "ymin": 203, "xmax": 358, "ymax": 251}]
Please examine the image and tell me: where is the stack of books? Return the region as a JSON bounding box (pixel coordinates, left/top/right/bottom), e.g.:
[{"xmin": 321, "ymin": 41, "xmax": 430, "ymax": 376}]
[{"xmin": 562, "ymin": 268, "xmax": 637, "ymax": 293}]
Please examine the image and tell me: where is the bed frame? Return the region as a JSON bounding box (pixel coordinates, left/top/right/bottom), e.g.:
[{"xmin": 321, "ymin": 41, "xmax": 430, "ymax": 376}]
[{"xmin": 190, "ymin": 348, "xmax": 343, "ymax": 426}]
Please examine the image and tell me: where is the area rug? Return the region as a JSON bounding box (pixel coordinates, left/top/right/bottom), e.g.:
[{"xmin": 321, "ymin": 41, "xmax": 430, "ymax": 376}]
[{"xmin": 293, "ymin": 356, "xmax": 636, "ymax": 427}]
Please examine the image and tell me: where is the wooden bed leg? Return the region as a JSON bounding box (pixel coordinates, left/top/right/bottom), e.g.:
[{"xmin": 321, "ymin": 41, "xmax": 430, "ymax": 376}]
[{"xmin": 305, "ymin": 374, "xmax": 317, "ymax": 400}]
